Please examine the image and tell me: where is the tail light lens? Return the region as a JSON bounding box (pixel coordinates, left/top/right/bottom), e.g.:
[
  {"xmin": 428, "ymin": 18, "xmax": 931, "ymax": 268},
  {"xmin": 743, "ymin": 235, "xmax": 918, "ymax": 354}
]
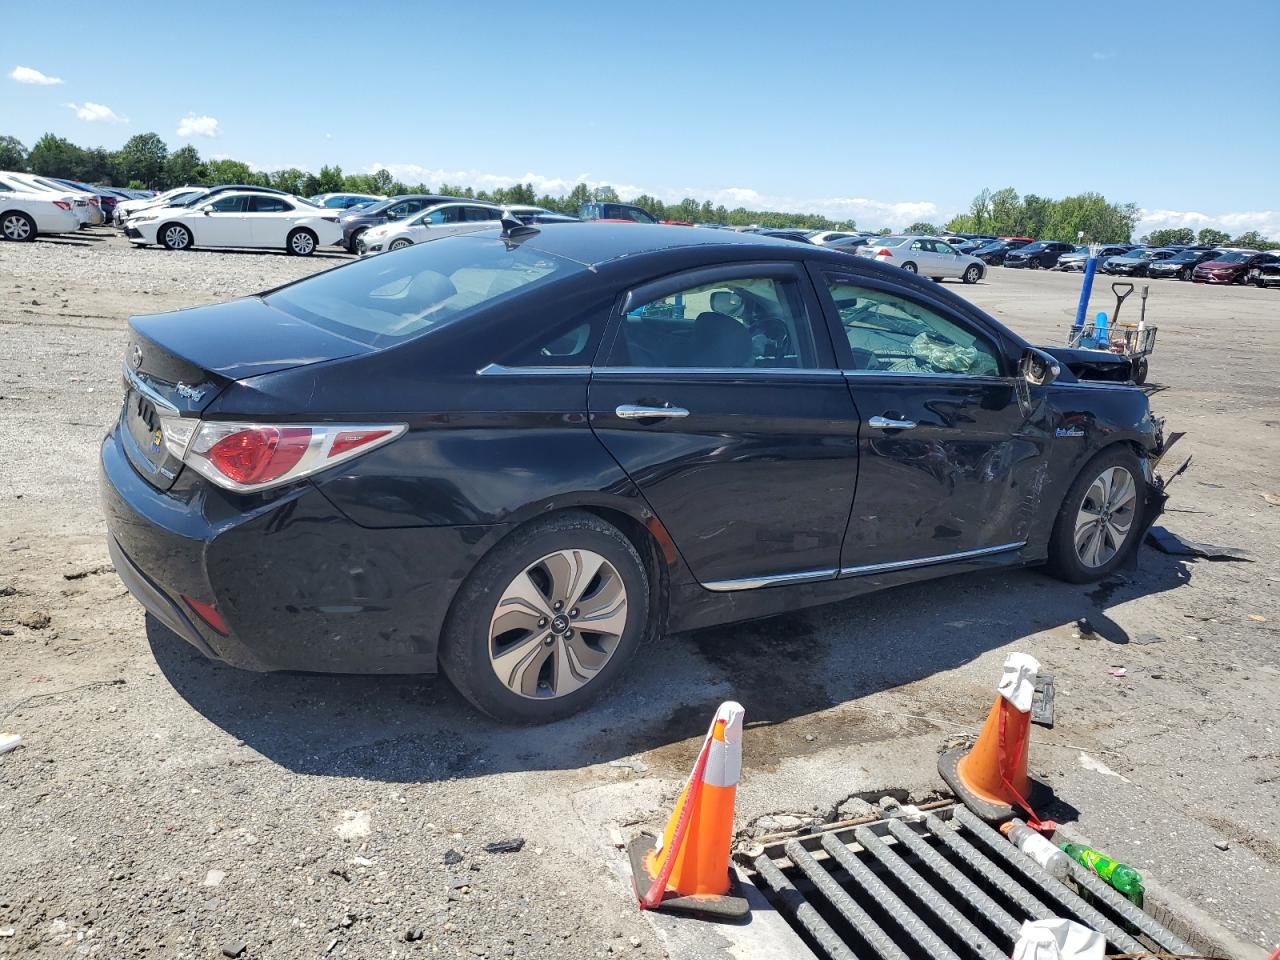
[
  {"xmin": 182, "ymin": 595, "xmax": 229, "ymax": 635},
  {"xmin": 877, "ymin": 248, "xmax": 893, "ymax": 257},
  {"xmin": 173, "ymin": 421, "xmax": 407, "ymax": 493},
  {"xmin": 53, "ymin": 200, "xmax": 72, "ymax": 211},
  {"xmin": 88, "ymin": 197, "xmax": 100, "ymax": 206}
]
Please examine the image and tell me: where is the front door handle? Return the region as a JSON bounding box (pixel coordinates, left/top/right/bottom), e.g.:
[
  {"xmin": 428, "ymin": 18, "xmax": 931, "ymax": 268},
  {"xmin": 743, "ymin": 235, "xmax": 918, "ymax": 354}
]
[
  {"xmin": 868, "ymin": 415, "xmax": 917, "ymax": 430},
  {"xmin": 616, "ymin": 404, "xmax": 690, "ymax": 420}
]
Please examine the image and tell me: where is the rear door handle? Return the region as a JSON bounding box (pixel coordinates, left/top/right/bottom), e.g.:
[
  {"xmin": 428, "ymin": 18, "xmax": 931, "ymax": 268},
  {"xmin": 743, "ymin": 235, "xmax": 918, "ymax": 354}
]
[
  {"xmin": 868, "ymin": 415, "xmax": 917, "ymax": 430},
  {"xmin": 616, "ymin": 404, "xmax": 690, "ymax": 420}
]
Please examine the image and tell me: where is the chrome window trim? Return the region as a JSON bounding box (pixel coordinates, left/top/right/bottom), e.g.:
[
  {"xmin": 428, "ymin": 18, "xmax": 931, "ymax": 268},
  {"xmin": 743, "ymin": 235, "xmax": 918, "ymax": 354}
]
[
  {"xmin": 840, "ymin": 541, "xmax": 1025, "ymax": 578},
  {"xmin": 477, "ymin": 363, "xmax": 590, "ymax": 376},
  {"xmin": 122, "ymin": 364, "xmax": 179, "ymax": 413},
  {"xmin": 702, "ymin": 567, "xmax": 838, "ymax": 593},
  {"xmin": 592, "ymin": 366, "xmax": 844, "ymax": 377},
  {"xmin": 839, "ymin": 370, "xmax": 1013, "ymax": 385}
]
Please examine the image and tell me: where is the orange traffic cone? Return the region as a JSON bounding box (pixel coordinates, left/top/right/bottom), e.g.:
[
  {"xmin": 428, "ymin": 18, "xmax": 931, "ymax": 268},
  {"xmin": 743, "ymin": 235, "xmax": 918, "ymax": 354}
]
[
  {"xmin": 938, "ymin": 653, "xmax": 1055, "ymax": 828},
  {"xmin": 627, "ymin": 701, "xmax": 749, "ymax": 919}
]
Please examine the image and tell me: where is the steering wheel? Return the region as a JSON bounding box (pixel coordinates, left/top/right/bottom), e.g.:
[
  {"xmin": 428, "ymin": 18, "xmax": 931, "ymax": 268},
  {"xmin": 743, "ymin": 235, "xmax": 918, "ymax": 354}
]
[{"xmin": 748, "ymin": 316, "xmax": 792, "ymax": 361}]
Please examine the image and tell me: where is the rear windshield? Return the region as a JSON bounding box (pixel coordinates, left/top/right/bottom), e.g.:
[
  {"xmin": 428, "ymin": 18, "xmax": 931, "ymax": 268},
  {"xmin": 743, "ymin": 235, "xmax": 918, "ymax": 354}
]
[
  {"xmin": 264, "ymin": 236, "xmax": 585, "ymax": 347},
  {"xmin": 877, "ymin": 237, "xmax": 909, "ymax": 247}
]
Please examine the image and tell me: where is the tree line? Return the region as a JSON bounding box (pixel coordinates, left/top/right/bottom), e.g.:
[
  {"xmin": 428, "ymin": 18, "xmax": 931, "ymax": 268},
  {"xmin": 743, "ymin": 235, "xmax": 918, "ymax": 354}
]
[{"xmin": 2, "ymin": 132, "xmax": 1272, "ymax": 247}]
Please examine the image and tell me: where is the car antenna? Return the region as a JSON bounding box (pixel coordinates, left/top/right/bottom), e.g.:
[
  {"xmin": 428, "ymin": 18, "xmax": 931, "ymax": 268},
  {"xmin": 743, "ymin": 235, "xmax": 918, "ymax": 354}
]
[{"xmin": 500, "ymin": 213, "xmax": 539, "ymax": 240}]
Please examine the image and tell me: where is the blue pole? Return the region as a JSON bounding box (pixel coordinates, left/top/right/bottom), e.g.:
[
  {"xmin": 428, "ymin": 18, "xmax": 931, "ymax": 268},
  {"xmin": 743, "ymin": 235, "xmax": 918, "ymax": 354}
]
[{"xmin": 1073, "ymin": 255, "xmax": 1098, "ymax": 335}]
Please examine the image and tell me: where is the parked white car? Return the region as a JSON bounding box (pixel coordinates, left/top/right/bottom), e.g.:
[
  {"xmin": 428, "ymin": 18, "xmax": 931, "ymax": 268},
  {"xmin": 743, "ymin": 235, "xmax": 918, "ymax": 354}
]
[
  {"xmin": 0, "ymin": 171, "xmax": 100, "ymax": 225},
  {"xmin": 356, "ymin": 200, "xmax": 504, "ymax": 255},
  {"xmin": 856, "ymin": 235, "xmax": 986, "ymax": 283},
  {"xmin": 0, "ymin": 180, "xmax": 81, "ymax": 240},
  {"xmin": 124, "ymin": 190, "xmax": 342, "ymax": 255},
  {"xmin": 115, "ymin": 186, "xmax": 206, "ymax": 225},
  {"xmin": 808, "ymin": 230, "xmax": 863, "ymax": 245}
]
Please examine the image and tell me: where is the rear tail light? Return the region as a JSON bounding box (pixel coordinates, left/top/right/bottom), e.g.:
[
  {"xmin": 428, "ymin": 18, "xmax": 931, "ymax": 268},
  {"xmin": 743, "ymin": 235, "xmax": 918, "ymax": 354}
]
[
  {"xmin": 53, "ymin": 200, "xmax": 72, "ymax": 211},
  {"xmin": 88, "ymin": 197, "xmax": 100, "ymax": 206},
  {"xmin": 170, "ymin": 421, "xmax": 407, "ymax": 493},
  {"xmin": 877, "ymin": 248, "xmax": 893, "ymax": 257}
]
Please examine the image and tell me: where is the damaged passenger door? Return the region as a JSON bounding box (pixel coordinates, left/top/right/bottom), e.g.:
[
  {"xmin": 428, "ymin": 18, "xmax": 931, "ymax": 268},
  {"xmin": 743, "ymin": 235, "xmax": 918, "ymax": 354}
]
[{"xmin": 812, "ymin": 268, "xmax": 1049, "ymax": 574}]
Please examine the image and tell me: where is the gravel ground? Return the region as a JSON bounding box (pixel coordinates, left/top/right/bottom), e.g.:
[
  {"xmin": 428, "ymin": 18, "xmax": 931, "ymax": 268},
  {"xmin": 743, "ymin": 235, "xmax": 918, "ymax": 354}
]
[{"xmin": 1, "ymin": 230, "xmax": 1278, "ymax": 959}]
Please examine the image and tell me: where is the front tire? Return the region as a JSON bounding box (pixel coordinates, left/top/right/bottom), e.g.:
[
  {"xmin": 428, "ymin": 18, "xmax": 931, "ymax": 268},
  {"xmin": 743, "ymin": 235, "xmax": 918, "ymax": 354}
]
[
  {"xmin": 963, "ymin": 264, "xmax": 981, "ymax": 284},
  {"xmin": 1045, "ymin": 447, "xmax": 1146, "ymax": 583},
  {"xmin": 1, "ymin": 211, "xmax": 37, "ymax": 242},
  {"xmin": 160, "ymin": 223, "xmax": 192, "ymax": 251},
  {"xmin": 389, "ymin": 238, "xmax": 412, "ymax": 251},
  {"xmin": 901, "ymin": 261, "xmax": 918, "ymax": 274},
  {"xmin": 440, "ymin": 512, "xmax": 650, "ymax": 723},
  {"xmin": 287, "ymin": 228, "xmax": 317, "ymax": 256}
]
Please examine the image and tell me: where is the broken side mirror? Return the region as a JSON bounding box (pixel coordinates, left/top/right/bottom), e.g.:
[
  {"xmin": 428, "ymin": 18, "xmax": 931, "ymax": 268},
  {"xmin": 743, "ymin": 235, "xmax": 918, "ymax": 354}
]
[{"xmin": 1019, "ymin": 347, "xmax": 1060, "ymax": 386}]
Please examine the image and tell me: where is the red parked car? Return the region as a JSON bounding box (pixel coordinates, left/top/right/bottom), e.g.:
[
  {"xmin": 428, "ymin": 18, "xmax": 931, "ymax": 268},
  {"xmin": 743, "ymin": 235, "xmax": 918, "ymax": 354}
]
[{"xmin": 1193, "ymin": 250, "xmax": 1278, "ymax": 284}]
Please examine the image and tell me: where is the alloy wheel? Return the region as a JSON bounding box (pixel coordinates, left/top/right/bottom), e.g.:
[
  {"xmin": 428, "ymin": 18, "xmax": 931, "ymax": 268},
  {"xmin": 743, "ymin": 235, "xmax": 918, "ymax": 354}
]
[
  {"xmin": 164, "ymin": 226, "xmax": 189, "ymax": 249},
  {"xmin": 964, "ymin": 265, "xmax": 980, "ymax": 283},
  {"xmin": 3, "ymin": 214, "xmax": 32, "ymax": 240},
  {"xmin": 291, "ymin": 231, "xmax": 315, "ymax": 255},
  {"xmin": 390, "ymin": 239, "xmax": 411, "ymax": 250},
  {"xmin": 488, "ymin": 549, "xmax": 628, "ymax": 700},
  {"xmin": 1073, "ymin": 465, "xmax": 1137, "ymax": 568}
]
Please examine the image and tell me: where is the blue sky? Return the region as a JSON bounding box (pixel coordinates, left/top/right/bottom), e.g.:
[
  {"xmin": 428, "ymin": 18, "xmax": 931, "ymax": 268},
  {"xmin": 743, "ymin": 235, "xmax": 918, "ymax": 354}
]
[{"xmin": 4, "ymin": 1, "xmax": 1278, "ymax": 234}]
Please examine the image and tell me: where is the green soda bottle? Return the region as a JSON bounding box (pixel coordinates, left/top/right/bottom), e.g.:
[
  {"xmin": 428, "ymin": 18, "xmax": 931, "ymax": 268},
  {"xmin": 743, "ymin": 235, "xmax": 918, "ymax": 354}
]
[{"xmin": 1061, "ymin": 843, "xmax": 1144, "ymax": 907}]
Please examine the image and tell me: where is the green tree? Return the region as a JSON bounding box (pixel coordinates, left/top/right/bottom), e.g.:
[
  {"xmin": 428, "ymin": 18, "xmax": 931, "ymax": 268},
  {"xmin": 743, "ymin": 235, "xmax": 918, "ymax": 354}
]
[
  {"xmin": 968, "ymin": 188, "xmax": 993, "ymax": 233},
  {"xmin": 164, "ymin": 145, "xmax": 205, "ymax": 187},
  {"xmin": 592, "ymin": 185, "xmax": 620, "ymax": 203},
  {"xmin": 370, "ymin": 169, "xmax": 395, "ymax": 195},
  {"xmin": 0, "ymin": 135, "xmax": 29, "ymax": 171},
  {"xmin": 988, "ymin": 187, "xmax": 1021, "ymax": 235},
  {"xmin": 1231, "ymin": 230, "xmax": 1274, "ymax": 250},
  {"xmin": 269, "ymin": 168, "xmax": 308, "ymax": 195},
  {"xmin": 204, "ymin": 158, "xmax": 253, "ymax": 184},
  {"xmin": 565, "ymin": 183, "xmax": 592, "ymax": 214},
  {"xmin": 1142, "ymin": 227, "xmax": 1194, "ymax": 247},
  {"xmin": 906, "ymin": 221, "xmax": 940, "ymax": 234},
  {"xmin": 1018, "ymin": 194, "xmax": 1050, "ymax": 238},
  {"xmin": 115, "ymin": 133, "xmax": 168, "ymax": 187},
  {"xmin": 315, "ymin": 164, "xmax": 344, "ymax": 194},
  {"xmin": 28, "ymin": 134, "xmax": 86, "ymax": 177},
  {"xmin": 1197, "ymin": 227, "xmax": 1231, "ymax": 246}
]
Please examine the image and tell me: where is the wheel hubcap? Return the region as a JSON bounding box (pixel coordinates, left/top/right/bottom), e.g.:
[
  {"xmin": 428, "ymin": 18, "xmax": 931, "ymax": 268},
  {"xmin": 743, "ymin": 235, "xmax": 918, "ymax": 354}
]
[
  {"xmin": 1074, "ymin": 466, "xmax": 1137, "ymax": 568},
  {"xmin": 5, "ymin": 215, "xmax": 30, "ymax": 239},
  {"xmin": 293, "ymin": 233, "xmax": 313, "ymax": 253},
  {"xmin": 488, "ymin": 549, "xmax": 627, "ymax": 700},
  {"xmin": 165, "ymin": 227, "xmax": 187, "ymax": 248}
]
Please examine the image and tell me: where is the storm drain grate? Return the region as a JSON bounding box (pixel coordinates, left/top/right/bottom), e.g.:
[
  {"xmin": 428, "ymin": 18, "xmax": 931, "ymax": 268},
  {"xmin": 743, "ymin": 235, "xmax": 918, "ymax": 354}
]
[{"xmin": 751, "ymin": 805, "xmax": 1198, "ymax": 960}]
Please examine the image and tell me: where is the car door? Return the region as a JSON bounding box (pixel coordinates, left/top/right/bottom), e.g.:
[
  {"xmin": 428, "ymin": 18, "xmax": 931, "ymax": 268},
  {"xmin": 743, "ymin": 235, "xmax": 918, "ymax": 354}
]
[
  {"xmin": 194, "ymin": 194, "xmax": 249, "ymax": 246},
  {"xmin": 245, "ymin": 194, "xmax": 295, "ymax": 248},
  {"xmin": 811, "ymin": 266, "xmax": 1048, "ymax": 574},
  {"xmin": 460, "ymin": 205, "xmax": 503, "ymax": 235},
  {"xmin": 586, "ymin": 261, "xmax": 861, "ymax": 589},
  {"xmin": 932, "ymin": 239, "xmax": 964, "ymax": 278},
  {"xmin": 414, "ymin": 203, "xmax": 468, "ymax": 240},
  {"xmin": 906, "ymin": 238, "xmax": 934, "ymax": 273}
]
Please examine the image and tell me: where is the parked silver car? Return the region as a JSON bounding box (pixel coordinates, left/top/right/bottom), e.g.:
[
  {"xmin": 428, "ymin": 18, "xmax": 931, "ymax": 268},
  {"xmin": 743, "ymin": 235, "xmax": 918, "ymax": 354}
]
[{"xmin": 856, "ymin": 235, "xmax": 986, "ymax": 283}]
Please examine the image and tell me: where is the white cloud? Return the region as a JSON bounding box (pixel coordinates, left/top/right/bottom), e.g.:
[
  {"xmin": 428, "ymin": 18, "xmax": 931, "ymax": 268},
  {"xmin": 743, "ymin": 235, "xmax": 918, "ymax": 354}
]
[
  {"xmin": 9, "ymin": 65, "xmax": 63, "ymax": 85},
  {"xmin": 1090, "ymin": 51, "xmax": 1112, "ymax": 61},
  {"xmin": 66, "ymin": 101, "xmax": 127, "ymax": 123},
  {"xmin": 365, "ymin": 163, "xmax": 936, "ymax": 229},
  {"xmin": 177, "ymin": 114, "xmax": 220, "ymax": 138},
  {"xmin": 1136, "ymin": 207, "xmax": 1280, "ymax": 241}
]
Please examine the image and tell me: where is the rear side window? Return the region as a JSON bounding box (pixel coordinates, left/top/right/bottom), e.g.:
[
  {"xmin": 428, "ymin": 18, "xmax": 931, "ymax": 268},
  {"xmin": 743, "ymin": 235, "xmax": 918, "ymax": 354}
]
[
  {"xmin": 209, "ymin": 195, "xmax": 247, "ymax": 213},
  {"xmin": 265, "ymin": 236, "xmax": 586, "ymax": 347},
  {"xmin": 250, "ymin": 196, "xmax": 293, "ymax": 212},
  {"xmin": 825, "ymin": 277, "xmax": 1001, "ymax": 377},
  {"xmin": 464, "ymin": 206, "xmax": 499, "ymax": 222},
  {"xmin": 608, "ymin": 275, "xmax": 816, "ymax": 369}
]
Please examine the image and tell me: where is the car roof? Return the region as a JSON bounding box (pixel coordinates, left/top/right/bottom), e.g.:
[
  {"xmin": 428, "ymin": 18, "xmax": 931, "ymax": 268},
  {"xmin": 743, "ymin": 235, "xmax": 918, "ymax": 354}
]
[{"xmin": 480, "ymin": 222, "xmax": 834, "ymax": 267}]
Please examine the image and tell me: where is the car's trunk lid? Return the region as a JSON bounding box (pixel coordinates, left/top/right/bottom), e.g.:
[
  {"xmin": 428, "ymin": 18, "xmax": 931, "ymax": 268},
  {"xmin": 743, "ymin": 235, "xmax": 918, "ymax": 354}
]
[{"xmin": 120, "ymin": 297, "xmax": 373, "ymax": 490}]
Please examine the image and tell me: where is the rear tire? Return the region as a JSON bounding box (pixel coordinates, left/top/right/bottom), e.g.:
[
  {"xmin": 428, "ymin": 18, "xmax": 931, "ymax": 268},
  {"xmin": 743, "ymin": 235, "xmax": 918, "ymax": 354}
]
[
  {"xmin": 930, "ymin": 276, "xmax": 943, "ymax": 282},
  {"xmin": 160, "ymin": 223, "xmax": 192, "ymax": 251},
  {"xmin": 1, "ymin": 211, "xmax": 37, "ymax": 242},
  {"xmin": 389, "ymin": 238, "xmax": 412, "ymax": 251},
  {"xmin": 1132, "ymin": 356, "xmax": 1149, "ymax": 385},
  {"xmin": 1045, "ymin": 446, "xmax": 1146, "ymax": 583},
  {"xmin": 901, "ymin": 261, "xmax": 918, "ymax": 274},
  {"xmin": 963, "ymin": 264, "xmax": 981, "ymax": 284},
  {"xmin": 287, "ymin": 228, "xmax": 317, "ymax": 256},
  {"xmin": 439, "ymin": 511, "xmax": 650, "ymax": 723}
]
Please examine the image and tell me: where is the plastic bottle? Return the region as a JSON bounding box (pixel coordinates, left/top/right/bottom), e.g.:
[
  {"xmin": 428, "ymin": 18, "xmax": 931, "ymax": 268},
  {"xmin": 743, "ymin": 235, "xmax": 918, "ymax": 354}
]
[
  {"xmin": 1093, "ymin": 310, "xmax": 1109, "ymax": 349},
  {"xmin": 1001, "ymin": 822, "xmax": 1071, "ymax": 879},
  {"xmin": 1061, "ymin": 843, "xmax": 1145, "ymax": 906}
]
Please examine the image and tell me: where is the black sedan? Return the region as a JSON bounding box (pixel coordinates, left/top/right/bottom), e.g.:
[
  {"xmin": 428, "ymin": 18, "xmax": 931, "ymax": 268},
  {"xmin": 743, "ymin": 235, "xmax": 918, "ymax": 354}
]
[
  {"xmin": 1147, "ymin": 248, "xmax": 1224, "ymax": 281},
  {"xmin": 971, "ymin": 239, "xmax": 1029, "ymax": 266},
  {"xmin": 1247, "ymin": 258, "xmax": 1280, "ymax": 288},
  {"xmin": 1004, "ymin": 240, "xmax": 1076, "ymax": 269},
  {"xmin": 101, "ymin": 224, "xmax": 1170, "ymax": 722}
]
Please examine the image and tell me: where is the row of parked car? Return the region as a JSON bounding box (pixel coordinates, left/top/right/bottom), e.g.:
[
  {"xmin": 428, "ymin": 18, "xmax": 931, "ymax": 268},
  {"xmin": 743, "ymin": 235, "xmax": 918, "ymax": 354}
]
[{"xmin": 0, "ymin": 169, "xmax": 155, "ymax": 239}]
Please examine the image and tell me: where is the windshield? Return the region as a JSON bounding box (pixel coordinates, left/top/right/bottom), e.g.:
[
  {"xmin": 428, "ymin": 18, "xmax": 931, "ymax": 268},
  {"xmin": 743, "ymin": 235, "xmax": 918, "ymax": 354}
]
[
  {"xmin": 1212, "ymin": 252, "xmax": 1248, "ymax": 263},
  {"xmin": 972, "ymin": 241, "xmax": 1002, "ymax": 253},
  {"xmin": 265, "ymin": 236, "xmax": 586, "ymax": 347},
  {"xmin": 1019, "ymin": 242, "xmax": 1049, "ymax": 252}
]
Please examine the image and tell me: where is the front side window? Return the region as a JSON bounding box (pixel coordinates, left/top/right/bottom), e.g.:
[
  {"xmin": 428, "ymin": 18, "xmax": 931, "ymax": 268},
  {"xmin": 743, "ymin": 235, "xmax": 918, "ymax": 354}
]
[
  {"xmin": 608, "ymin": 275, "xmax": 816, "ymax": 369},
  {"xmin": 934, "ymin": 241, "xmax": 957, "ymax": 255},
  {"xmin": 825, "ymin": 278, "xmax": 1002, "ymax": 377},
  {"xmin": 208, "ymin": 195, "xmax": 247, "ymax": 213}
]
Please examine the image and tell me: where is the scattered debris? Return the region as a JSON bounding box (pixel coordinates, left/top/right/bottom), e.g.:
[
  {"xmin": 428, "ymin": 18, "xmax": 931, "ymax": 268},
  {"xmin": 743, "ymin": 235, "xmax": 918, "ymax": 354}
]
[
  {"xmin": 333, "ymin": 809, "xmax": 371, "ymax": 842},
  {"xmin": 18, "ymin": 611, "xmax": 50, "ymax": 630},
  {"xmin": 203, "ymin": 869, "xmax": 225, "ymax": 887},
  {"xmin": 1247, "ymin": 614, "xmax": 1268, "ymax": 623},
  {"xmin": 1146, "ymin": 526, "xmax": 1253, "ymax": 561},
  {"xmin": 351, "ymin": 856, "xmax": 373, "ymax": 867},
  {"xmin": 483, "ymin": 838, "xmax": 525, "ymax": 854},
  {"xmin": 443, "ymin": 849, "xmax": 463, "ymax": 865},
  {"xmin": 221, "ymin": 942, "xmax": 247, "ymax": 958},
  {"xmin": 62, "ymin": 564, "xmax": 112, "ymax": 581},
  {"xmin": 404, "ymin": 928, "xmax": 424, "ymax": 942},
  {"xmin": 1079, "ymin": 752, "xmax": 1131, "ymax": 782},
  {"xmin": 1132, "ymin": 634, "xmax": 1165, "ymax": 645},
  {"xmin": 0, "ymin": 733, "xmax": 21, "ymax": 755},
  {"xmin": 1108, "ymin": 666, "xmax": 1127, "ymax": 678},
  {"xmin": 607, "ymin": 757, "xmax": 649, "ymax": 774},
  {"xmin": 1260, "ymin": 492, "xmax": 1280, "ymax": 507},
  {"xmin": 1213, "ymin": 839, "xmax": 1230, "ymax": 851},
  {"xmin": 1075, "ymin": 617, "xmax": 1094, "ymax": 635},
  {"xmin": 0, "ymin": 928, "xmax": 14, "ymax": 938},
  {"xmin": 1031, "ymin": 674, "xmax": 1055, "ymax": 728}
]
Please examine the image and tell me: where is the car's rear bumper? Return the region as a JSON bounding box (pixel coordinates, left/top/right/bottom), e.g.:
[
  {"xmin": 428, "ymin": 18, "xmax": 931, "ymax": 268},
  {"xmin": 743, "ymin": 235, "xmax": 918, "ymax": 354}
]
[{"xmin": 100, "ymin": 422, "xmax": 504, "ymax": 674}]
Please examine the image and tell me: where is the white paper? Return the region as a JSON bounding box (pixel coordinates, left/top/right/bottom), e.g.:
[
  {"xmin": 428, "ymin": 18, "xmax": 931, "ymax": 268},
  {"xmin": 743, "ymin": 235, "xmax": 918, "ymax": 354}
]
[
  {"xmin": 997, "ymin": 652, "xmax": 1041, "ymax": 712},
  {"xmin": 1011, "ymin": 918, "xmax": 1105, "ymax": 960}
]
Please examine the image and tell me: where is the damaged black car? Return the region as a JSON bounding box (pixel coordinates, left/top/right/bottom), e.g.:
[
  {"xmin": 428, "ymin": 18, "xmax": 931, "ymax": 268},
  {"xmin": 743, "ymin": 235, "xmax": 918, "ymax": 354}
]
[{"xmin": 101, "ymin": 223, "xmax": 1172, "ymax": 722}]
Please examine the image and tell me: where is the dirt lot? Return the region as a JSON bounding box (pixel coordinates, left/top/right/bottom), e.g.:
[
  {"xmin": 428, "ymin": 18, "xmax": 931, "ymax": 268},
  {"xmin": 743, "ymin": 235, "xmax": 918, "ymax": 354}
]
[{"xmin": 2, "ymin": 229, "xmax": 1278, "ymax": 959}]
